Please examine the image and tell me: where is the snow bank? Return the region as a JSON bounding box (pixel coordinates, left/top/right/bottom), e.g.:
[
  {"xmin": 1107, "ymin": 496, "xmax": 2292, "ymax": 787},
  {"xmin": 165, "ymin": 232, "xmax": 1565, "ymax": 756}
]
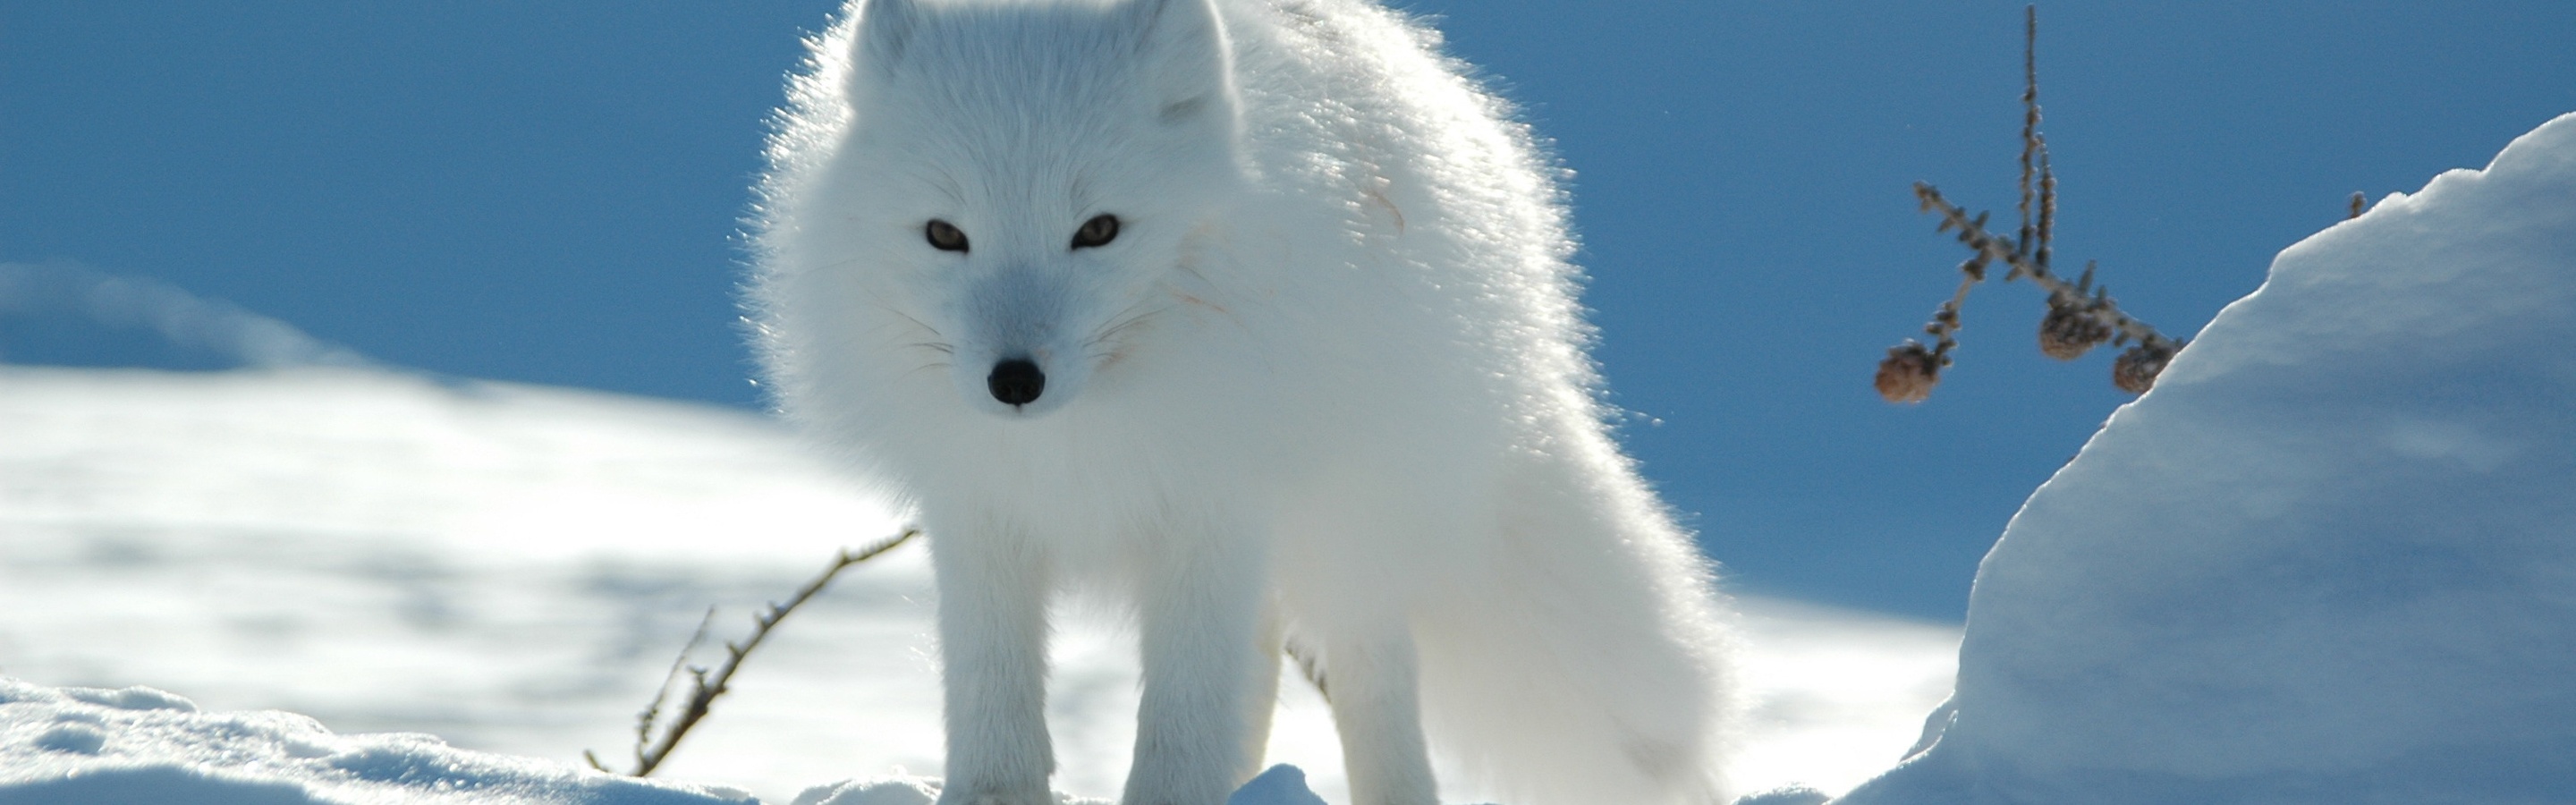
[
  {"xmin": 0, "ymin": 366, "xmax": 896, "ymax": 564},
  {"xmin": 0, "ymin": 701, "xmax": 1456, "ymax": 805},
  {"xmin": 0, "ymin": 679, "xmax": 756, "ymax": 805},
  {"xmin": 1835, "ymin": 113, "xmax": 2576, "ymax": 803},
  {"xmin": 0, "ymin": 676, "xmax": 1350, "ymax": 805},
  {"xmin": 0, "ymin": 366, "xmax": 943, "ymax": 800}
]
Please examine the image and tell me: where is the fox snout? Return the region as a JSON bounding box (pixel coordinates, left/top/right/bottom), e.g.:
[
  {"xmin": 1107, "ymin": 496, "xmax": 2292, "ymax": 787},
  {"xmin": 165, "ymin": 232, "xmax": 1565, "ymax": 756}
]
[
  {"xmin": 953, "ymin": 270, "xmax": 1092, "ymax": 417},
  {"xmin": 987, "ymin": 358, "xmax": 1046, "ymax": 407}
]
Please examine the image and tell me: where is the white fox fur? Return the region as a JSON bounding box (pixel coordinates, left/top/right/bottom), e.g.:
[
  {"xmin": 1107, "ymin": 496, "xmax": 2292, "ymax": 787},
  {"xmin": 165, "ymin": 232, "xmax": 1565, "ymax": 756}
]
[{"xmin": 745, "ymin": 1, "xmax": 1737, "ymax": 803}]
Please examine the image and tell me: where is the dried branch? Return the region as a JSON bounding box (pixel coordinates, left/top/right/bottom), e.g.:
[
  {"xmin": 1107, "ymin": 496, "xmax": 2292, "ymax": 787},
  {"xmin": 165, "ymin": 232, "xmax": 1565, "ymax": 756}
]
[
  {"xmin": 588, "ymin": 607, "xmax": 720, "ymax": 774},
  {"xmin": 588, "ymin": 528, "xmax": 920, "ymax": 776},
  {"xmin": 1913, "ymin": 186, "xmax": 2174, "ymax": 350},
  {"xmin": 2017, "ymin": 4, "xmax": 2046, "ymax": 270},
  {"xmin": 1877, "ymin": 4, "xmax": 2184, "ymax": 402}
]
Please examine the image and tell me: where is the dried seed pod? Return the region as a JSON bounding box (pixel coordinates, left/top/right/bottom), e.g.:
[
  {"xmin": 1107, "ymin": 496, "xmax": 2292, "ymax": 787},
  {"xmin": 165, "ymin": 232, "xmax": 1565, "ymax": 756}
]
[
  {"xmin": 2112, "ymin": 343, "xmax": 2177, "ymax": 394},
  {"xmin": 2038, "ymin": 301, "xmax": 2114, "ymax": 360},
  {"xmin": 1876, "ymin": 342, "xmax": 1944, "ymax": 403}
]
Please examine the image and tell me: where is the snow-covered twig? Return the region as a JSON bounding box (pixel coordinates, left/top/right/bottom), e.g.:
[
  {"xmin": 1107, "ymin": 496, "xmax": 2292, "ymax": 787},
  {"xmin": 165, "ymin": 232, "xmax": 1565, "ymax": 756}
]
[
  {"xmin": 1877, "ymin": 5, "xmax": 2184, "ymax": 402},
  {"xmin": 587, "ymin": 528, "xmax": 920, "ymax": 776}
]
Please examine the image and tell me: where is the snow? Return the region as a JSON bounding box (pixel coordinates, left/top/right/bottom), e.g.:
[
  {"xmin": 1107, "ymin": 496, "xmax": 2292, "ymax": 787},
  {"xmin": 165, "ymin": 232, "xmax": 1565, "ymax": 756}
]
[
  {"xmin": 778, "ymin": 764, "xmax": 1333, "ymax": 805},
  {"xmin": 0, "ymin": 364, "xmax": 1955, "ymax": 803},
  {"xmin": 1834, "ymin": 113, "xmax": 2576, "ymax": 803},
  {"xmin": 0, "ymin": 679, "xmax": 757, "ymax": 805}
]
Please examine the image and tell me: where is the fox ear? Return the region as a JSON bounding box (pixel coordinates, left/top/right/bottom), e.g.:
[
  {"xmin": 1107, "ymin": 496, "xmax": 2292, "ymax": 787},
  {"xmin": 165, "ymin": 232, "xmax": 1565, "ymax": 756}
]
[
  {"xmin": 1121, "ymin": 0, "xmax": 1236, "ymax": 126},
  {"xmin": 853, "ymin": 0, "xmax": 919, "ymax": 73}
]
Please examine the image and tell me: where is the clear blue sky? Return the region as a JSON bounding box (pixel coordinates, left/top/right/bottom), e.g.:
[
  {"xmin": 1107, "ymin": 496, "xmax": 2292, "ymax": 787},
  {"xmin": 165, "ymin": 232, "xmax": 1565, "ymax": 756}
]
[{"xmin": 4, "ymin": 0, "xmax": 2572, "ymax": 619}]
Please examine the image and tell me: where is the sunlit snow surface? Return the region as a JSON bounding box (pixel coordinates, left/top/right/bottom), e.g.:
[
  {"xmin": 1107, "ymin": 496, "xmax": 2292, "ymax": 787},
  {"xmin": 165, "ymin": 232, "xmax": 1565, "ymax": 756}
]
[
  {"xmin": 1837, "ymin": 113, "xmax": 2576, "ymax": 804},
  {"xmin": 0, "ymin": 365, "xmax": 1956, "ymax": 803},
  {"xmin": 0, "ymin": 679, "xmax": 762, "ymax": 805}
]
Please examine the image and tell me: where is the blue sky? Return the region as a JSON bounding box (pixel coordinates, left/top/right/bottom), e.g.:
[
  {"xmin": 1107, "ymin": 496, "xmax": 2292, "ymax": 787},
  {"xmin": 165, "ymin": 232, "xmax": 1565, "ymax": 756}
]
[{"xmin": 4, "ymin": 0, "xmax": 2572, "ymax": 619}]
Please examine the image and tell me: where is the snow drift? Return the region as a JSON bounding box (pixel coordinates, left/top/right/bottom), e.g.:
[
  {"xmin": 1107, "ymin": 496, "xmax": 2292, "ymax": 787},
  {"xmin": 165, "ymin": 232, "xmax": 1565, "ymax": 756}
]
[
  {"xmin": 0, "ymin": 679, "xmax": 757, "ymax": 805},
  {"xmin": 0, "ymin": 676, "xmax": 1337, "ymax": 805},
  {"xmin": 1836, "ymin": 113, "xmax": 2576, "ymax": 803}
]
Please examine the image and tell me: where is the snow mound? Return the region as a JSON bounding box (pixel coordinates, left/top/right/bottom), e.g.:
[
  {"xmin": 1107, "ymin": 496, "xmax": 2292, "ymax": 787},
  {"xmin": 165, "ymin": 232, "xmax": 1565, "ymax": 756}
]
[
  {"xmin": 0, "ymin": 674, "xmax": 1352, "ymax": 805},
  {"xmin": 1222, "ymin": 766, "xmax": 1332, "ymax": 805},
  {"xmin": 0, "ymin": 679, "xmax": 757, "ymax": 805},
  {"xmin": 1835, "ymin": 113, "xmax": 2576, "ymax": 802},
  {"xmin": 783, "ymin": 763, "xmax": 1329, "ymax": 805}
]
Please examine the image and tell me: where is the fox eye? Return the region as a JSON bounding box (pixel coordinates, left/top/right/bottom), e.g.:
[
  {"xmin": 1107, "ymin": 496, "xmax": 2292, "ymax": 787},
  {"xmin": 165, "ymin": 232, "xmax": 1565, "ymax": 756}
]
[
  {"xmin": 925, "ymin": 219, "xmax": 969, "ymax": 252},
  {"xmin": 1070, "ymin": 215, "xmax": 1120, "ymax": 250}
]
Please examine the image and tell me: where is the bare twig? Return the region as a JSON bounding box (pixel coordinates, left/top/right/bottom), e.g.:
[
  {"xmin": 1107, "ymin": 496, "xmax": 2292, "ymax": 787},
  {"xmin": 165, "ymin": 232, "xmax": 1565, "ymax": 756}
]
[
  {"xmin": 588, "ymin": 607, "xmax": 719, "ymax": 773},
  {"xmin": 2017, "ymin": 4, "xmax": 2046, "ymax": 268},
  {"xmin": 1911, "ymin": 185, "xmax": 2175, "ymax": 352},
  {"xmin": 1878, "ymin": 4, "xmax": 2184, "ymax": 402},
  {"xmin": 589, "ymin": 528, "xmax": 921, "ymax": 776}
]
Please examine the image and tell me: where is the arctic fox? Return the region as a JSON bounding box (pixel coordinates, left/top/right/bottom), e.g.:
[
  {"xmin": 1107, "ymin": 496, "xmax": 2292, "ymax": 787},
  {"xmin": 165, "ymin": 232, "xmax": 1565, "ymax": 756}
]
[{"xmin": 746, "ymin": 1, "xmax": 1736, "ymax": 803}]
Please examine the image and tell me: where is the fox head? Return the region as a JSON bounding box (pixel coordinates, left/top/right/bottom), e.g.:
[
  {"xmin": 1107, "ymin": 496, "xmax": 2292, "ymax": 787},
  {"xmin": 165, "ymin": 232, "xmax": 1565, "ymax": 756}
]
[{"xmin": 813, "ymin": 0, "xmax": 1246, "ymax": 419}]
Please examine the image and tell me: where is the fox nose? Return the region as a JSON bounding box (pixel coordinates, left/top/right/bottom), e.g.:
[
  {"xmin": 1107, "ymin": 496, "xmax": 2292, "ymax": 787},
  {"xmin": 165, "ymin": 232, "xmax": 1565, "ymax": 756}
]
[{"xmin": 987, "ymin": 359, "xmax": 1046, "ymax": 406}]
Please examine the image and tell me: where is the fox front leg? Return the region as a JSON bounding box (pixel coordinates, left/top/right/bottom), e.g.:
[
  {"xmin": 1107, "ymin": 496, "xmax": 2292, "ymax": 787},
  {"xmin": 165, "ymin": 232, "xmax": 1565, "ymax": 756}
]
[
  {"xmin": 1320, "ymin": 630, "xmax": 1436, "ymax": 805},
  {"xmin": 930, "ymin": 529, "xmax": 1055, "ymax": 805},
  {"xmin": 1123, "ymin": 532, "xmax": 1269, "ymax": 805},
  {"xmin": 1241, "ymin": 607, "xmax": 1285, "ymax": 772}
]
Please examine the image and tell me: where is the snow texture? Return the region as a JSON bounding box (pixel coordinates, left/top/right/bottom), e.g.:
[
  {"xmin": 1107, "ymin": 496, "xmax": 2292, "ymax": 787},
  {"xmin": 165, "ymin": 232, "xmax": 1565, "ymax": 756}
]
[
  {"xmin": 784, "ymin": 763, "xmax": 1352, "ymax": 805},
  {"xmin": 0, "ymin": 679, "xmax": 757, "ymax": 805},
  {"xmin": 1834, "ymin": 113, "xmax": 2576, "ymax": 803},
  {"xmin": 1224, "ymin": 767, "xmax": 1333, "ymax": 805},
  {"xmin": 0, "ymin": 365, "xmax": 1954, "ymax": 803},
  {"xmin": 0, "ymin": 677, "xmax": 1353, "ymax": 805},
  {"xmin": 0, "ymin": 674, "xmax": 1334, "ymax": 805}
]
